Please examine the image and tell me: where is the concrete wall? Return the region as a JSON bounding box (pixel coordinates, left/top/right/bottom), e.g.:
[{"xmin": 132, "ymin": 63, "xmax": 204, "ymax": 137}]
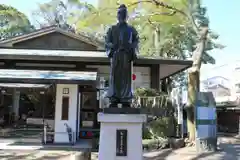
[{"xmin": 54, "ymin": 84, "xmax": 78, "ymax": 143}]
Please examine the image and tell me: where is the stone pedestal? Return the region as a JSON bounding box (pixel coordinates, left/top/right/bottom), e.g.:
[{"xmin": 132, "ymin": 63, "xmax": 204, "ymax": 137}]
[{"xmin": 98, "ymin": 113, "xmax": 146, "ymax": 160}]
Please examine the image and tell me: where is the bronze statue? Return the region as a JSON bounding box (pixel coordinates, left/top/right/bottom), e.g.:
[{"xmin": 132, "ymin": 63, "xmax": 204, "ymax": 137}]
[{"xmin": 105, "ymin": 4, "xmax": 139, "ymax": 108}]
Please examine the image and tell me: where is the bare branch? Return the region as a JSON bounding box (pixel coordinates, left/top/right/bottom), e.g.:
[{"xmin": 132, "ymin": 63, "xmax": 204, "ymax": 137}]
[
  {"xmin": 189, "ymin": 13, "xmax": 200, "ymax": 35},
  {"xmin": 128, "ymin": 0, "xmax": 187, "ymax": 16},
  {"xmin": 148, "ymin": 11, "xmax": 176, "ymax": 17},
  {"xmin": 133, "ymin": 0, "xmax": 200, "ymax": 35},
  {"xmin": 147, "ymin": 17, "xmax": 157, "ymax": 29},
  {"xmin": 191, "ymin": 27, "xmax": 208, "ymax": 70},
  {"xmin": 92, "ymin": 0, "xmax": 183, "ymax": 16},
  {"xmin": 146, "ymin": 10, "xmax": 176, "ymax": 30},
  {"xmin": 133, "ymin": 10, "xmax": 176, "ymax": 21}
]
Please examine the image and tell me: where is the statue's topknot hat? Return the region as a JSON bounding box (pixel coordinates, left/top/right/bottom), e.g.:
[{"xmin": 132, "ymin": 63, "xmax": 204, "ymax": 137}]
[
  {"xmin": 117, "ymin": 4, "xmax": 128, "ymax": 20},
  {"xmin": 118, "ymin": 4, "xmax": 127, "ymax": 10}
]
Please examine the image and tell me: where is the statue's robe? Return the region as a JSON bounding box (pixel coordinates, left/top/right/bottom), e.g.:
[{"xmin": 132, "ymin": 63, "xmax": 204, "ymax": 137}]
[{"xmin": 105, "ymin": 22, "xmax": 139, "ymax": 104}]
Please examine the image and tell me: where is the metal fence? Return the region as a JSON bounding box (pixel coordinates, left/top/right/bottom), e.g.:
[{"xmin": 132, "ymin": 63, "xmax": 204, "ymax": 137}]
[{"xmin": 43, "ymin": 129, "xmax": 75, "ymax": 145}]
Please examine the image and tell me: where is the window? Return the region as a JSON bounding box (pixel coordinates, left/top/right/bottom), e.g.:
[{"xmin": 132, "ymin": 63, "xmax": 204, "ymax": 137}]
[
  {"xmin": 61, "ymin": 96, "xmax": 69, "ymax": 120},
  {"xmin": 236, "ymin": 84, "xmax": 240, "ymax": 93},
  {"xmin": 82, "ymin": 92, "xmax": 96, "ymax": 109},
  {"xmin": 81, "ymin": 111, "xmax": 94, "ymax": 127},
  {"xmin": 208, "ymin": 81, "xmax": 213, "ymax": 85}
]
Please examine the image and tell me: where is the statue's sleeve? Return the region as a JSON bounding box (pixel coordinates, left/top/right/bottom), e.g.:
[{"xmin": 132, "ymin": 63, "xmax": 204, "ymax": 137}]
[
  {"xmin": 132, "ymin": 27, "xmax": 139, "ymax": 55},
  {"xmin": 105, "ymin": 27, "xmax": 114, "ymax": 58}
]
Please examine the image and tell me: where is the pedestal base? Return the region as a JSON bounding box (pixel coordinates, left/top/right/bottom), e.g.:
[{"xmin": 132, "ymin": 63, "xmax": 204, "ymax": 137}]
[
  {"xmin": 196, "ymin": 137, "xmax": 217, "ymax": 152},
  {"xmin": 98, "ymin": 113, "xmax": 146, "ymax": 160}
]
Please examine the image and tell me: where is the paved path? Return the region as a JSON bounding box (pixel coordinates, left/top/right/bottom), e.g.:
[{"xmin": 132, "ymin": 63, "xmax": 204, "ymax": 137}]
[
  {"xmin": 0, "ymin": 136, "xmax": 239, "ymax": 159},
  {"xmin": 144, "ymin": 136, "xmax": 240, "ymax": 160}
]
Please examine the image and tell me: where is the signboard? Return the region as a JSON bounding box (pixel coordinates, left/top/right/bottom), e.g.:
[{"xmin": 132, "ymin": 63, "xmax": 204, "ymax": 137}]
[
  {"xmin": 116, "ymin": 129, "xmax": 127, "ymax": 156},
  {"xmin": 196, "ymin": 92, "xmax": 217, "ymax": 139}
]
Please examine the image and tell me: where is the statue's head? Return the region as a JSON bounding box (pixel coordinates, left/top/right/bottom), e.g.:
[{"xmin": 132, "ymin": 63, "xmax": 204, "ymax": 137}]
[{"xmin": 117, "ymin": 4, "xmax": 128, "ymax": 23}]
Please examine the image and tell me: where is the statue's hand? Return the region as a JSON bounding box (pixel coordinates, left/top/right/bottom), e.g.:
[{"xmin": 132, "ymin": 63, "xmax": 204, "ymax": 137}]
[
  {"xmin": 107, "ymin": 50, "xmax": 114, "ymax": 58},
  {"xmin": 129, "ymin": 51, "xmax": 137, "ymax": 62},
  {"xmin": 107, "ymin": 42, "xmax": 114, "ymax": 49}
]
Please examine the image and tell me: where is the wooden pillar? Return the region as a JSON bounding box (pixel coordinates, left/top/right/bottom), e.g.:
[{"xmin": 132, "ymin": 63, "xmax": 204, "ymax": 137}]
[
  {"xmin": 150, "ymin": 64, "xmax": 160, "ymax": 90},
  {"xmin": 161, "ymin": 79, "xmax": 167, "ymax": 93},
  {"xmin": 40, "ymin": 90, "xmax": 46, "ymax": 125},
  {"xmin": 238, "ymin": 114, "xmax": 240, "ymax": 135},
  {"xmin": 12, "ymin": 88, "xmax": 20, "ymax": 121}
]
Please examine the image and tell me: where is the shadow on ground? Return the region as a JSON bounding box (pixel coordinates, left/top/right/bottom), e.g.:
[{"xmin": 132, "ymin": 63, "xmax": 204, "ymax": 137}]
[
  {"xmin": 190, "ymin": 141, "xmax": 240, "ymax": 160},
  {"xmin": 0, "ymin": 150, "xmax": 73, "ymax": 160},
  {"xmin": 144, "ymin": 137, "xmax": 240, "ymax": 160},
  {"xmin": 144, "ymin": 149, "xmax": 174, "ymax": 160}
]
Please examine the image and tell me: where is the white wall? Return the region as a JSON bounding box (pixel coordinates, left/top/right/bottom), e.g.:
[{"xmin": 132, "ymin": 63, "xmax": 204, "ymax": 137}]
[
  {"xmin": 133, "ymin": 67, "xmax": 150, "ymax": 89},
  {"xmin": 86, "ymin": 65, "xmax": 151, "ymax": 89},
  {"xmin": 54, "ymin": 84, "xmax": 78, "ymax": 143}
]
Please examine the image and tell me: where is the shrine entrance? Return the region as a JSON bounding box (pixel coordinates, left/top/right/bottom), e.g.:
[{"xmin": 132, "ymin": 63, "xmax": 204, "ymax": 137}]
[
  {"xmin": 0, "ymin": 84, "xmax": 51, "ymax": 142},
  {"xmin": 0, "ymin": 69, "xmax": 98, "ymax": 145}
]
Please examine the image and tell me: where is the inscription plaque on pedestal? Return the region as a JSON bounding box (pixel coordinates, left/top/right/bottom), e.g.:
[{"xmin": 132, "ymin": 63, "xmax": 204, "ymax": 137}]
[{"xmin": 116, "ymin": 129, "xmax": 127, "ymax": 156}]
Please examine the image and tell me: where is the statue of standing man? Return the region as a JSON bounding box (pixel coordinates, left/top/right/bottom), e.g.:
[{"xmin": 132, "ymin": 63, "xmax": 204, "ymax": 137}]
[{"xmin": 105, "ymin": 4, "xmax": 139, "ymax": 108}]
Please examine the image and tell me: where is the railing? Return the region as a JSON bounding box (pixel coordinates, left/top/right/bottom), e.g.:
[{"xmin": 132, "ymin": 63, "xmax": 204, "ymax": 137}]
[
  {"xmin": 43, "ymin": 125, "xmax": 76, "ymax": 145},
  {"xmin": 133, "ymin": 95, "xmax": 171, "ymax": 107},
  {"xmin": 99, "ymin": 88, "xmax": 173, "ymax": 110},
  {"xmin": 42, "ymin": 126, "xmax": 100, "ymax": 146}
]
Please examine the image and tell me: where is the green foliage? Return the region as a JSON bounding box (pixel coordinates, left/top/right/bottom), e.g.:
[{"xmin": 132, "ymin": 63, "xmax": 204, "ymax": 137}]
[
  {"xmin": 149, "ymin": 117, "xmax": 176, "ymax": 138},
  {"xmin": 81, "ymin": 0, "xmax": 224, "ymax": 80},
  {"xmin": 0, "ymin": 4, "xmax": 34, "ymax": 40},
  {"xmin": 32, "ymin": 0, "xmax": 103, "ymax": 42},
  {"xmin": 33, "ymin": 0, "xmax": 95, "ymax": 30},
  {"xmin": 134, "ymin": 87, "xmax": 160, "ymax": 97},
  {"xmin": 142, "ymin": 127, "xmax": 152, "ymax": 139},
  {"xmin": 31, "ymin": 0, "xmax": 223, "ymax": 72},
  {"xmin": 134, "ymin": 88, "xmax": 176, "ymax": 139}
]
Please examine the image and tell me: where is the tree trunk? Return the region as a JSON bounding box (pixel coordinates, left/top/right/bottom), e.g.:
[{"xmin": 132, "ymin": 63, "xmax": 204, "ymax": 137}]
[
  {"xmin": 154, "ymin": 27, "xmax": 161, "ymax": 56},
  {"xmin": 186, "ymin": 70, "xmax": 199, "ymax": 142},
  {"xmin": 186, "ymin": 27, "xmax": 208, "ymax": 142}
]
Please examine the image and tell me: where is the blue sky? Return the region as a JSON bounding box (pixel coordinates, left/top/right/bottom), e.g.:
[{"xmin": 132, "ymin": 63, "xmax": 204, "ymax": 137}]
[{"xmin": 1, "ymin": 0, "xmax": 238, "ymax": 79}]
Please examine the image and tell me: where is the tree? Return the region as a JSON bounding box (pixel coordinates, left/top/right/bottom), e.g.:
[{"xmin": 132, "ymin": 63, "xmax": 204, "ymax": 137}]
[
  {"xmin": 0, "ymin": 4, "xmax": 34, "ymax": 40},
  {"xmin": 89, "ymin": 0, "xmax": 223, "ymax": 143},
  {"xmin": 32, "ymin": 0, "xmax": 96, "ymax": 31},
  {"xmin": 32, "ymin": 0, "xmax": 103, "ymax": 43}
]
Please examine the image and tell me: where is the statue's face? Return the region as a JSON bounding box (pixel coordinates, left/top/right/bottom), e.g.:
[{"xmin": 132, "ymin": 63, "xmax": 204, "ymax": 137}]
[{"xmin": 117, "ymin": 8, "xmax": 127, "ymax": 23}]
